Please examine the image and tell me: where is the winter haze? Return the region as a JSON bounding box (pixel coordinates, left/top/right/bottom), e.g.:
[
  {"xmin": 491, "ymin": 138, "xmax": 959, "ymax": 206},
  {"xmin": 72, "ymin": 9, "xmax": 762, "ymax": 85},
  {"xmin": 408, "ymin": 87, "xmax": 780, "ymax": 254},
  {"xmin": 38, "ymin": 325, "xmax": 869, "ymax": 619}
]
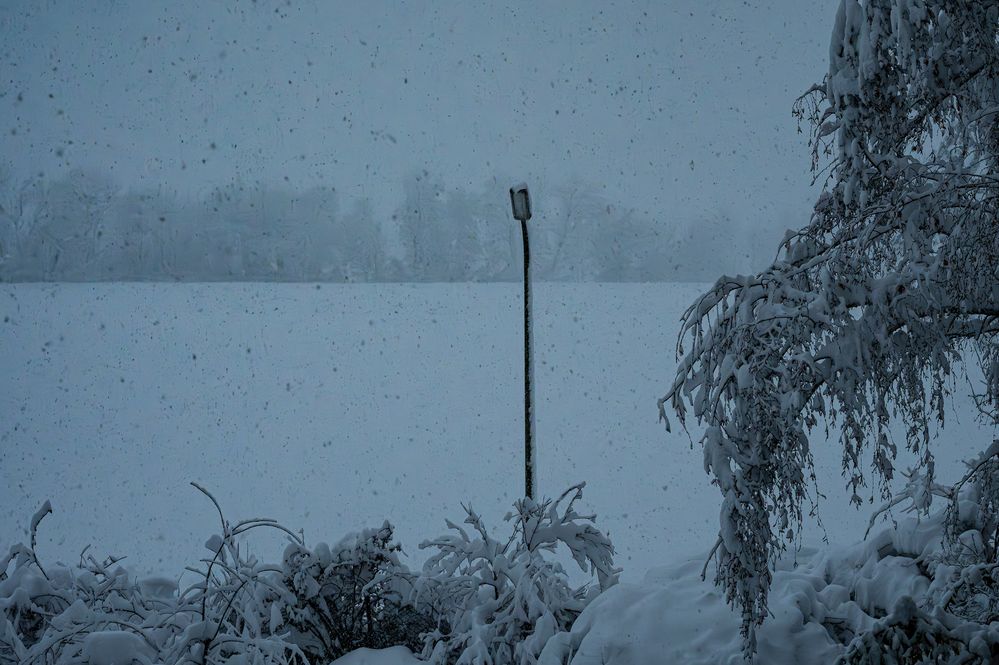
[
  {"xmin": 0, "ymin": 0, "xmax": 833, "ymax": 281},
  {"xmin": 9, "ymin": 2, "xmax": 992, "ymax": 664}
]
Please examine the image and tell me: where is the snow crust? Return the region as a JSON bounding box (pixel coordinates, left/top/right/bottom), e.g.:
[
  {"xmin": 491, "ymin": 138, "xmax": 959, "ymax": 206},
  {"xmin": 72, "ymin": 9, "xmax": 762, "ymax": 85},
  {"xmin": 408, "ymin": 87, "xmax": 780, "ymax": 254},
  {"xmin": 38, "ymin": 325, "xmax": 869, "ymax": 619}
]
[{"xmin": 330, "ymin": 646, "xmax": 423, "ymax": 665}]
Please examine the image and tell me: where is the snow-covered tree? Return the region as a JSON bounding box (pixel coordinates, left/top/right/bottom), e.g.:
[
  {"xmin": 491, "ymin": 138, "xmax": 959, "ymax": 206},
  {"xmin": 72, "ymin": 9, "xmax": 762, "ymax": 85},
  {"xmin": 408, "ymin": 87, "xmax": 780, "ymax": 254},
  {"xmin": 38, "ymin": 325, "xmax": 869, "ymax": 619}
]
[{"xmin": 663, "ymin": 0, "xmax": 999, "ymax": 651}]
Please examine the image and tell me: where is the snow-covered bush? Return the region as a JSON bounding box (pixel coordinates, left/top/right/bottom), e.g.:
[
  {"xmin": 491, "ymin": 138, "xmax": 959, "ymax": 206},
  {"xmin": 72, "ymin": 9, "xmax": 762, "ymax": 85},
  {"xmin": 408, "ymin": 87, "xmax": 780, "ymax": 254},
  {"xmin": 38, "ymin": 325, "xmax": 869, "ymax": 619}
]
[
  {"xmin": 534, "ymin": 466, "xmax": 999, "ymax": 664},
  {"xmin": 822, "ymin": 442, "xmax": 999, "ymax": 663},
  {"xmin": 839, "ymin": 595, "xmax": 999, "ymax": 664},
  {"xmin": 169, "ymin": 482, "xmax": 308, "ymax": 665},
  {"xmin": 663, "ymin": 0, "xmax": 999, "ymax": 652},
  {"xmin": 272, "ymin": 521, "xmax": 433, "ymax": 662},
  {"xmin": 1, "ymin": 493, "xmax": 433, "ymax": 664},
  {"xmin": 415, "ymin": 483, "xmax": 619, "ymax": 665},
  {"xmin": 0, "ymin": 487, "xmax": 309, "ymax": 665},
  {"xmin": 0, "ymin": 502, "xmax": 171, "ymax": 664},
  {"xmin": 924, "ymin": 442, "xmax": 999, "ymax": 633},
  {"xmin": 3, "ymin": 485, "xmax": 621, "ymax": 664}
]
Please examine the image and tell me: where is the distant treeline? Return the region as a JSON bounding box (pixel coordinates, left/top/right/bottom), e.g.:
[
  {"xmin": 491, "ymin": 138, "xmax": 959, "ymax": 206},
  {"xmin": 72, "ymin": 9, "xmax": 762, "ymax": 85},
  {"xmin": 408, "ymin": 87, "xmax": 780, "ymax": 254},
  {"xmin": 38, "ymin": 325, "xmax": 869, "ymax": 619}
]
[{"xmin": 0, "ymin": 169, "xmax": 770, "ymax": 282}]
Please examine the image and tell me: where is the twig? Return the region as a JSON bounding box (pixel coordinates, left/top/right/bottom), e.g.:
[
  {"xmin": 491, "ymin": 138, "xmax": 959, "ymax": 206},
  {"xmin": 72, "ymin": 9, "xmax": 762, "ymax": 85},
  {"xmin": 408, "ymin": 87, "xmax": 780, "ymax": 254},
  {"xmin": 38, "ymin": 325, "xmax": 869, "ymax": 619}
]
[
  {"xmin": 701, "ymin": 535, "xmax": 723, "ymax": 581},
  {"xmin": 191, "ymin": 482, "xmax": 226, "ymax": 533},
  {"xmin": 29, "ymin": 500, "xmax": 52, "ymax": 581}
]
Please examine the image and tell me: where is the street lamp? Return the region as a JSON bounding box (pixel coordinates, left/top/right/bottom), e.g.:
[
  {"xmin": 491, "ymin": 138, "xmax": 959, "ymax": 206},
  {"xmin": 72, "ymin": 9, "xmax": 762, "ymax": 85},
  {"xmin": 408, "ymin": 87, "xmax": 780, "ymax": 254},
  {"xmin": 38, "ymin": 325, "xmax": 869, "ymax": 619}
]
[{"xmin": 509, "ymin": 184, "xmax": 535, "ymax": 500}]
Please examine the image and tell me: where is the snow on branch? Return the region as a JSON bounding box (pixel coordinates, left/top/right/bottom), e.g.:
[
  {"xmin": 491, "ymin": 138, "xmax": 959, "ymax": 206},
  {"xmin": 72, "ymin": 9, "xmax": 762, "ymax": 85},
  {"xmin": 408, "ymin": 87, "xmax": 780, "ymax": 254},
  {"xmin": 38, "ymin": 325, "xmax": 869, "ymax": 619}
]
[{"xmin": 666, "ymin": 0, "xmax": 999, "ymax": 654}]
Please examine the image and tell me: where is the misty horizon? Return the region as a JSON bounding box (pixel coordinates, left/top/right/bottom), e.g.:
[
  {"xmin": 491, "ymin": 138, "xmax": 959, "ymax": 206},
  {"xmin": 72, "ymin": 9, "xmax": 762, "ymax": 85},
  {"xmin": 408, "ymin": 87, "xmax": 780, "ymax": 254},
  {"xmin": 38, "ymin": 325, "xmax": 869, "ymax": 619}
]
[{"xmin": 1, "ymin": 0, "xmax": 833, "ymax": 283}]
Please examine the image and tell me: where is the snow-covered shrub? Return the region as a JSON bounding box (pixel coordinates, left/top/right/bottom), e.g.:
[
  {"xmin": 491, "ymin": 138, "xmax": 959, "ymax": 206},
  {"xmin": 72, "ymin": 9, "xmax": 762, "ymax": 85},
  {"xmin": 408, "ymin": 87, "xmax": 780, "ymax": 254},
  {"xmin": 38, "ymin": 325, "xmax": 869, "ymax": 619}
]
[
  {"xmin": 271, "ymin": 521, "xmax": 433, "ymax": 662},
  {"xmin": 0, "ymin": 502, "xmax": 68, "ymax": 662},
  {"xmin": 0, "ymin": 488, "xmax": 309, "ymax": 665},
  {"xmin": 0, "ymin": 502, "xmax": 148, "ymax": 664},
  {"xmin": 930, "ymin": 442, "xmax": 999, "ymax": 630},
  {"xmin": 839, "ymin": 596, "xmax": 999, "ymax": 665},
  {"xmin": 415, "ymin": 483, "xmax": 619, "ymax": 665},
  {"xmin": 822, "ymin": 442, "xmax": 999, "ymax": 663},
  {"xmin": 943, "ymin": 445, "xmax": 999, "ymax": 562},
  {"xmin": 0, "ymin": 503, "xmax": 158, "ymax": 664},
  {"xmin": 165, "ymin": 482, "xmax": 308, "ymax": 665},
  {"xmin": 870, "ymin": 443, "xmax": 999, "ymax": 623},
  {"xmin": 2, "ymin": 485, "xmax": 620, "ymax": 664}
]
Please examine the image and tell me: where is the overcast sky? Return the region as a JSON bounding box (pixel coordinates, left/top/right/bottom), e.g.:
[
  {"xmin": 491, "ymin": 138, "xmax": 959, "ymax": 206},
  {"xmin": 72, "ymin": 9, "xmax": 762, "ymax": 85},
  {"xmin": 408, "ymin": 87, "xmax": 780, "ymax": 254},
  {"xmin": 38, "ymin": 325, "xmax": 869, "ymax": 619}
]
[{"xmin": 1, "ymin": 0, "xmax": 836, "ymax": 255}]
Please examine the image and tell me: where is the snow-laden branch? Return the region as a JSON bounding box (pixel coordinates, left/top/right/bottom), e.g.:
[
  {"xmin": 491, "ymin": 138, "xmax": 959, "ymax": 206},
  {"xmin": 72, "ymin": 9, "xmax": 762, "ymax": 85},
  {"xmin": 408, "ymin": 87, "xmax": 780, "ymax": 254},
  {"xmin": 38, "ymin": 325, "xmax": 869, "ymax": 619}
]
[{"xmin": 666, "ymin": 0, "xmax": 999, "ymax": 654}]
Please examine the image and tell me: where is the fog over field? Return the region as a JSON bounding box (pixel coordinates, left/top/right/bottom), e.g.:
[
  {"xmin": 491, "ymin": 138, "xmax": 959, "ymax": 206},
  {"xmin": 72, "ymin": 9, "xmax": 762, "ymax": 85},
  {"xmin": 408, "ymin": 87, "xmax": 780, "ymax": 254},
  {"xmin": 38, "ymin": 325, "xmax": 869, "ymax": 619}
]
[{"xmin": 0, "ymin": 0, "xmax": 832, "ymax": 282}]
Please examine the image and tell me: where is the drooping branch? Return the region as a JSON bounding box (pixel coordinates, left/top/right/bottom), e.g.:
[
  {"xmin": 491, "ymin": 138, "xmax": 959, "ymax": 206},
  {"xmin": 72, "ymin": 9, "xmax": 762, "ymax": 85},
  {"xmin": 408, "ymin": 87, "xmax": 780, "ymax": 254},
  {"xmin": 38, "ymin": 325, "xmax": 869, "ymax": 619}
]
[{"xmin": 666, "ymin": 1, "xmax": 999, "ymax": 650}]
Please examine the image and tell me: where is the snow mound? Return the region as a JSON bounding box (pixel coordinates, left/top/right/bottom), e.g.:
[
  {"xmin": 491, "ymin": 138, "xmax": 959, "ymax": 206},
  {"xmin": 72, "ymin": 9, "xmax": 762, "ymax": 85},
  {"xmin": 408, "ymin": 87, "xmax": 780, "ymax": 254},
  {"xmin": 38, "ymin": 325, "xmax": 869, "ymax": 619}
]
[
  {"xmin": 82, "ymin": 630, "xmax": 154, "ymax": 665},
  {"xmin": 330, "ymin": 646, "xmax": 423, "ymax": 665},
  {"xmin": 540, "ymin": 511, "xmax": 960, "ymax": 664}
]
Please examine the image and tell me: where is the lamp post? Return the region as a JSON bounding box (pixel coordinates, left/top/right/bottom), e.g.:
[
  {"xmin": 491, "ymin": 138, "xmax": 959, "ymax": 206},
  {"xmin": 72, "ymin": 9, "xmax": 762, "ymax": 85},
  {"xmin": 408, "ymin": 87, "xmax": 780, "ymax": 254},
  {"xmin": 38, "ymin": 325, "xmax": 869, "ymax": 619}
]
[{"xmin": 509, "ymin": 184, "xmax": 535, "ymax": 500}]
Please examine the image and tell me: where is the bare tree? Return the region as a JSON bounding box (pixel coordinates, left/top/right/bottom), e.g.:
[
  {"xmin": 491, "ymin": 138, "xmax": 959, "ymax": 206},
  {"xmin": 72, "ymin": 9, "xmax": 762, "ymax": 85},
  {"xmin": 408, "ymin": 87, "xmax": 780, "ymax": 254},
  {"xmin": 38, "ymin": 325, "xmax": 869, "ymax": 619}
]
[{"xmin": 0, "ymin": 170, "xmax": 47, "ymax": 281}]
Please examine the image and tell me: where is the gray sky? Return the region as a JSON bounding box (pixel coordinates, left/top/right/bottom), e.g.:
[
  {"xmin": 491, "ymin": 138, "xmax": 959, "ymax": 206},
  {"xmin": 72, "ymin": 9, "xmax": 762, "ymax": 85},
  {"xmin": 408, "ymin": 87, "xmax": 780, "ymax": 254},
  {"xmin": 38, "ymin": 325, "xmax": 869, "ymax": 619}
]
[{"xmin": 1, "ymin": 0, "xmax": 835, "ymax": 252}]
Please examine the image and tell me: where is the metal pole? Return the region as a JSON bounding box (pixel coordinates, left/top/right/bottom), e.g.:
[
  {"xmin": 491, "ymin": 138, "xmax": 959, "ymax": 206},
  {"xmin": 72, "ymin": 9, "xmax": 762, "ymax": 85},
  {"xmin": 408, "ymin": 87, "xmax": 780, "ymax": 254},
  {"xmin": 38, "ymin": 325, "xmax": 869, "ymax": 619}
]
[
  {"xmin": 510, "ymin": 184, "xmax": 535, "ymax": 500},
  {"xmin": 520, "ymin": 218, "xmax": 536, "ymax": 500}
]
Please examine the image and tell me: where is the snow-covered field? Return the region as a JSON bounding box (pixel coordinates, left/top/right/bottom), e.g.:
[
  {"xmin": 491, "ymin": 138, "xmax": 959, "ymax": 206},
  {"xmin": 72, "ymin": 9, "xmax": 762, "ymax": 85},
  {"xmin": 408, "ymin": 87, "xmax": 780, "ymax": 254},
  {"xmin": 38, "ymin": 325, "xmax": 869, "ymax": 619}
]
[{"xmin": 0, "ymin": 282, "xmax": 989, "ymax": 582}]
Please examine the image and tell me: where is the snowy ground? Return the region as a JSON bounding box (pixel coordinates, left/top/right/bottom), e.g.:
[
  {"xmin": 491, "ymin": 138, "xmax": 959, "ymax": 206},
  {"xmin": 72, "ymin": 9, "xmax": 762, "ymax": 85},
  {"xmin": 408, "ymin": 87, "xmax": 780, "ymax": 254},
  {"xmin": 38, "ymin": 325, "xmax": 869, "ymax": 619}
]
[{"xmin": 0, "ymin": 283, "xmax": 990, "ymax": 583}]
